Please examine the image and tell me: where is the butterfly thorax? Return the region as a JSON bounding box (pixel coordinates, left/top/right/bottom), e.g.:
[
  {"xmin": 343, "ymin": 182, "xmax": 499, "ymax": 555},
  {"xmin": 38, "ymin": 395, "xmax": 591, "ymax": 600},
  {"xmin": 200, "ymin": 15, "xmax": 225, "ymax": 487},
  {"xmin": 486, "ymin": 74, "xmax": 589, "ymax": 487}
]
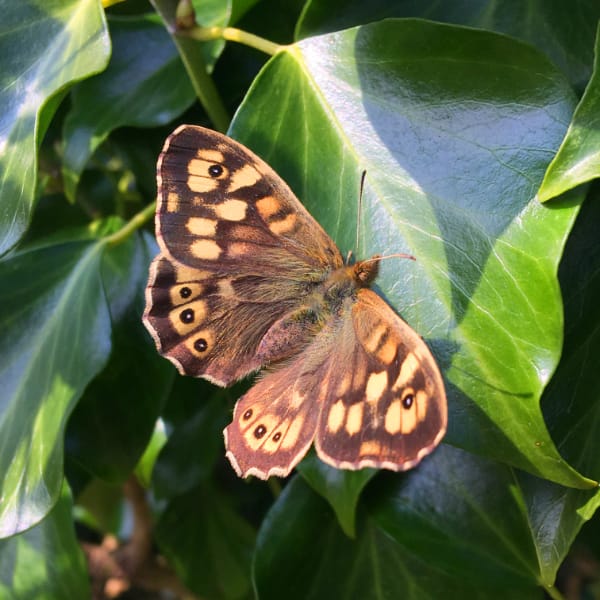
[{"xmin": 321, "ymin": 255, "xmax": 380, "ymax": 303}]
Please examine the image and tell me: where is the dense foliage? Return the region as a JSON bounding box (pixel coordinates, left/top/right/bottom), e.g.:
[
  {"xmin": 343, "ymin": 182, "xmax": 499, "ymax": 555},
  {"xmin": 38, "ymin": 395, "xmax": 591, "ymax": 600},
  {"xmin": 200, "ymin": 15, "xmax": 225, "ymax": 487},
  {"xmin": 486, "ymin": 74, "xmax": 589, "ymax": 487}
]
[{"xmin": 1, "ymin": 1, "xmax": 599, "ymax": 598}]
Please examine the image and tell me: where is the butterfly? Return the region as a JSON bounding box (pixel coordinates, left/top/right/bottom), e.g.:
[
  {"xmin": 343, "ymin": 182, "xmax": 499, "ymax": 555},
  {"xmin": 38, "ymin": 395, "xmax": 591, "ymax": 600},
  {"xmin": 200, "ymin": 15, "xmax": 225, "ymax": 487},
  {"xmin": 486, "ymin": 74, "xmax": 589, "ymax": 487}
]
[{"xmin": 143, "ymin": 125, "xmax": 447, "ymax": 479}]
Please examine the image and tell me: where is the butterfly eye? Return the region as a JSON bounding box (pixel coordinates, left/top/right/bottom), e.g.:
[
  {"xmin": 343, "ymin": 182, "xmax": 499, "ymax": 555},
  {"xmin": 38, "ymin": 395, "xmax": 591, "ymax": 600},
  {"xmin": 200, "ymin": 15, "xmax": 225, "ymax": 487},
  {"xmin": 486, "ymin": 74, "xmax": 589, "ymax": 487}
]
[
  {"xmin": 272, "ymin": 432, "xmax": 282, "ymax": 442},
  {"xmin": 243, "ymin": 409, "xmax": 253, "ymax": 420},
  {"xmin": 402, "ymin": 393, "xmax": 414, "ymax": 409},
  {"xmin": 179, "ymin": 286, "xmax": 192, "ymax": 299},
  {"xmin": 208, "ymin": 164, "xmax": 223, "ymax": 178}
]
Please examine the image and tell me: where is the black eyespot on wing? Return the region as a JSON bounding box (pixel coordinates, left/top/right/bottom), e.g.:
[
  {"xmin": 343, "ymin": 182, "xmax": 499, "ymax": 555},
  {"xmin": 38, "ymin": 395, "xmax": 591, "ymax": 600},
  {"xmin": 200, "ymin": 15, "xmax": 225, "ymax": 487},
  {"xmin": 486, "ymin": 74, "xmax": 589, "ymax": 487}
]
[
  {"xmin": 180, "ymin": 308, "xmax": 195, "ymax": 323},
  {"xmin": 402, "ymin": 394, "xmax": 414, "ymax": 409},
  {"xmin": 194, "ymin": 338, "xmax": 208, "ymax": 352},
  {"xmin": 208, "ymin": 164, "xmax": 223, "ymax": 177}
]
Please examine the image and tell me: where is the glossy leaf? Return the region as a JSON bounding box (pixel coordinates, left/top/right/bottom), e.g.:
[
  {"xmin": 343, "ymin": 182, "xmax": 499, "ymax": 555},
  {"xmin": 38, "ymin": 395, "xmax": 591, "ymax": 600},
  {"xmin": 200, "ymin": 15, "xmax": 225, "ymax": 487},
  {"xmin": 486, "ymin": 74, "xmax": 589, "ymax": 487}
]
[
  {"xmin": 296, "ymin": 0, "xmax": 600, "ymax": 88},
  {"xmin": 0, "ymin": 484, "xmax": 89, "ymax": 599},
  {"xmin": 155, "ymin": 484, "xmax": 255, "ymax": 599},
  {"xmin": 0, "ymin": 0, "xmax": 109, "ymax": 255},
  {"xmin": 62, "ymin": 15, "xmax": 196, "ymax": 200},
  {"xmin": 538, "ymin": 23, "xmax": 600, "ymax": 201},
  {"xmin": 298, "ymin": 453, "xmax": 376, "ymax": 538},
  {"xmin": 0, "ymin": 239, "xmax": 112, "ymax": 537},
  {"xmin": 65, "ymin": 232, "xmax": 173, "ymax": 482},
  {"xmin": 254, "ymin": 475, "xmax": 540, "ymax": 599},
  {"xmin": 517, "ymin": 473, "xmax": 600, "ymax": 587},
  {"xmin": 521, "ymin": 187, "xmax": 600, "ymax": 584},
  {"xmin": 369, "ymin": 447, "xmax": 540, "ymax": 587},
  {"xmin": 152, "ymin": 389, "xmax": 229, "ymax": 499},
  {"xmin": 230, "ymin": 19, "xmax": 591, "ymax": 487}
]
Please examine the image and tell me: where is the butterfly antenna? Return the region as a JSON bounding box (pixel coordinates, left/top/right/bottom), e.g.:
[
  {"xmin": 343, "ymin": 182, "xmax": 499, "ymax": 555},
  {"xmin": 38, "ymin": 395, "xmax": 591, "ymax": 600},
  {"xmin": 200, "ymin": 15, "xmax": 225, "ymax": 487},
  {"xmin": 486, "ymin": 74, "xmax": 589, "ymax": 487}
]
[
  {"xmin": 363, "ymin": 253, "xmax": 416, "ymax": 264},
  {"xmin": 356, "ymin": 170, "xmax": 367, "ymax": 255}
]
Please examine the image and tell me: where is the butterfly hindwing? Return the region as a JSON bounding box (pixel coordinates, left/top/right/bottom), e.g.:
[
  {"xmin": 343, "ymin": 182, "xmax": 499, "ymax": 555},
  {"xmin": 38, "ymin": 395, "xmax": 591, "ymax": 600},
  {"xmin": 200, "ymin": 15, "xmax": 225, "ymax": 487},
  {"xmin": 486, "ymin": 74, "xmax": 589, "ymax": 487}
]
[
  {"xmin": 315, "ymin": 289, "xmax": 447, "ymax": 471},
  {"xmin": 223, "ymin": 289, "xmax": 446, "ymax": 478}
]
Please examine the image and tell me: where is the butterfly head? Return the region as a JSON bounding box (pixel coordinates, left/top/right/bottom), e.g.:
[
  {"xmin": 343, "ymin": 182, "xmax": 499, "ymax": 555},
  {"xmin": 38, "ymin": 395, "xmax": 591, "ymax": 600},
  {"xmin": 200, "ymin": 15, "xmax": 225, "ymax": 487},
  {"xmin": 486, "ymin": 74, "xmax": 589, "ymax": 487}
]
[{"xmin": 353, "ymin": 255, "xmax": 381, "ymax": 287}]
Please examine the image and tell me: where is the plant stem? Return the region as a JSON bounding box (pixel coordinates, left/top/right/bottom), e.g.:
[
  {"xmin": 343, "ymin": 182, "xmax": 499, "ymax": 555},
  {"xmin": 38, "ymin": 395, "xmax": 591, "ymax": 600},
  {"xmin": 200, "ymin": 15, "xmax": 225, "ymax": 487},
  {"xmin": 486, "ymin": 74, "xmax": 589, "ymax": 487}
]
[
  {"xmin": 543, "ymin": 584, "xmax": 565, "ymax": 600},
  {"xmin": 172, "ymin": 33, "xmax": 230, "ymax": 133},
  {"xmin": 185, "ymin": 26, "xmax": 284, "ymax": 56},
  {"xmin": 105, "ymin": 201, "xmax": 155, "ymax": 246}
]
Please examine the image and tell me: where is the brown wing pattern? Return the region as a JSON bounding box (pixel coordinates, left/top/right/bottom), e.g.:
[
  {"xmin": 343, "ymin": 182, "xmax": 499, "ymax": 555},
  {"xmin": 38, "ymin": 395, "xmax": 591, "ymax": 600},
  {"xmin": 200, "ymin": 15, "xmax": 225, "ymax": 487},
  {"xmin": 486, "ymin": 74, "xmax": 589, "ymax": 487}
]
[
  {"xmin": 314, "ymin": 289, "xmax": 447, "ymax": 471},
  {"xmin": 155, "ymin": 125, "xmax": 342, "ymax": 275},
  {"xmin": 144, "ymin": 125, "xmax": 343, "ymax": 385},
  {"xmin": 223, "ymin": 358, "xmax": 327, "ymax": 479},
  {"xmin": 224, "ymin": 290, "xmax": 446, "ymax": 478}
]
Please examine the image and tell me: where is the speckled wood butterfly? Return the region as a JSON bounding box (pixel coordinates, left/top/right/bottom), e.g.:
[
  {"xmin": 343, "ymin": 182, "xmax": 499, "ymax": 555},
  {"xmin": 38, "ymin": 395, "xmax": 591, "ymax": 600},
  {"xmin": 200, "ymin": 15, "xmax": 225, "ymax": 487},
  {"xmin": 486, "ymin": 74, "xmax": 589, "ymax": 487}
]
[{"xmin": 143, "ymin": 125, "xmax": 447, "ymax": 479}]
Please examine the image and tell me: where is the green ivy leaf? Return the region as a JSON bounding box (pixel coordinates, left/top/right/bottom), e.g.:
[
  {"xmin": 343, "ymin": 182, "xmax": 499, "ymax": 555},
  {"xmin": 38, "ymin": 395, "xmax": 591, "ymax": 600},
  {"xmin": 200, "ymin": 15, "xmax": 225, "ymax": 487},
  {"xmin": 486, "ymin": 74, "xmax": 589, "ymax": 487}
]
[
  {"xmin": 538, "ymin": 23, "xmax": 600, "ymax": 201},
  {"xmin": 0, "ymin": 0, "xmax": 109, "ymax": 255},
  {"xmin": 369, "ymin": 447, "xmax": 540, "ymax": 587},
  {"xmin": 62, "ymin": 14, "xmax": 196, "ymax": 201},
  {"xmin": 298, "ymin": 454, "xmax": 376, "ymax": 538},
  {"xmin": 155, "ymin": 484, "xmax": 256, "ymax": 599},
  {"xmin": 296, "ymin": 1, "xmax": 600, "ymax": 88},
  {"xmin": 65, "ymin": 232, "xmax": 173, "ymax": 482},
  {"xmin": 0, "ymin": 483, "xmax": 89, "ymax": 599},
  {"xmin": 253, "ymin": 475, "xmax": 540, "ymax": 599},
  {"xmin": 152, "ymin": 388, "xmax": 230, "ymax": 499},
  {"xmin": 230, "ymin": 19, "xmax": 592, "ymax": 488},
  {"xmin": 0, "ymin": 238, "xmax": 112, "ymax": 537}
]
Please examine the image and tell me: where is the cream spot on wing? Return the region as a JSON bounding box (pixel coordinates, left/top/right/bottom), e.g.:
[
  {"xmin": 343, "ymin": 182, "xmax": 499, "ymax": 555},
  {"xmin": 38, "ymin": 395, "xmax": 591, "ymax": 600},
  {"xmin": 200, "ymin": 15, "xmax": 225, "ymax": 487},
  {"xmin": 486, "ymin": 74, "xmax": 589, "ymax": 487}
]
[
  {"xmin": 245, "ymin": 414, "xmax": 279, "ymax": 450},
  {"xmin": 360, "ymin": 440, "xmax": 381, "ymax": 456},
  {"xmin": 214, "ymin": 199, "xmax": 247, "ymax": 221},
  {"xmin": 327, "ymin": 400, "xmax": 346, "ymax": 433},
  {"xmin": 336, "ymin": 373, "xmax": 352, "ymax": 397},
  {"xmin": 269, "ymin": 213, "xmax": 297, "ymax": 235},
  {"xmin": 170, "ymin": 283, "xmax": 203, "ymax": 306},
  {"xmin": 416, "ymin": 390, "xmax": 428, "ymax": 421},
  {"xmin": 291, "ymin": 390, "xmax": 305, "ymax": 409},
  {"xmin": 345, "ymin": 403, "xmax": 363, "ymax": 436},
  {"xmin": 376, "ymin": 337, "xmax": 397, "ymax": 365},
  {"xmin": 363, "ymin": 322, "xmax": 387, "ymax": 353},
  {"xmin": 228, "ymin": 242, "xmax": 255, "ymax": 257},
  {"xmin": 194, "ymin": 149, "xmax": 224, "ymax": 163},
  {"xmin": 171, "ymin": 300, "xmax": 208, "ymax": 335},
  {"xmin": 384, "ymin": 400, "xmax": 401, "ymax": 435},
  {"xmin": 262, "ymin": 420, "xmax": 289, "ymax": 452},
  {"xmin": 217, "ymin": 279, "xmax": 235, "ymax": 297},
  {"xmin": 186, "ymin": 217, "xmax": 217, "ymax": 237},
  {"xmin": 187, "ymin": 173, "xmax": 219, "ymax": 193},
  {"xmin": 256, "ymin": 196, "xmax": 282, "ymax": 220},
  {"xmin": 174, "ymin": 265, "xmax": 212, "ymax": 282},
  {"xmin": 229, "ymin": 164, "xmax": 261, "ymax": 191},
  {"xmin": 400, "ymin": 395, "xmax": 418, "ymax": 434},
  {"xmin": 393, "ymin": 353, "xmax": 419, "ymax": 391},
  {"xmin": 191, "ymin": 239, "xmax": 221, "ymax": 260},
  {"xmin": 166, "ymin": 191, "xmax": 180, "ymax": 212},
  {"xmin": 365, "ymin": 371, "xmax": 388, "ymax": 404},
  {"xmin": 280, "ymin": 415, "xmax": 305, "ymax": 450}
]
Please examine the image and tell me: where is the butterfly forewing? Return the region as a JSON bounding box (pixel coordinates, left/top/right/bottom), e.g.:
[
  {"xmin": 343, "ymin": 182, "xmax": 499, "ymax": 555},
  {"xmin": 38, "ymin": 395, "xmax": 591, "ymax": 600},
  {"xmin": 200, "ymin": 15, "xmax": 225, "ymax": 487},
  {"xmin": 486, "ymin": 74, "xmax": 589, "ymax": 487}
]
[{"xmin": 155, "ymin": 125, "xmax": 342, "ymax": 274}]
